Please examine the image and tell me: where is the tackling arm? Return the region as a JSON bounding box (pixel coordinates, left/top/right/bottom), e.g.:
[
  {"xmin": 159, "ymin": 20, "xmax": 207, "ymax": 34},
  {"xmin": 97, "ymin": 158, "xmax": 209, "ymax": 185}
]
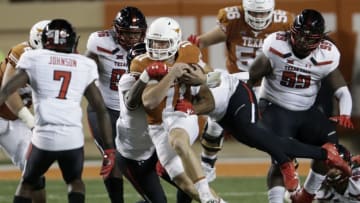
[
  {"xmin": 142, "ymin": 63, "xmax": 186, "ymax": 110},
  {"xmin": 124, "ymin": 78, "xmax": 147, "ymax": 110}
]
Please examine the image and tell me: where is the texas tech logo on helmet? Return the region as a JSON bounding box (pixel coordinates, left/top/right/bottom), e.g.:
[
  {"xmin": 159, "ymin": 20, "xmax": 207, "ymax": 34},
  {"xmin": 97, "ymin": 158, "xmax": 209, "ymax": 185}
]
[{"xmin": 42, "ymin": 19, "xmax": 77, "ymax": 53}]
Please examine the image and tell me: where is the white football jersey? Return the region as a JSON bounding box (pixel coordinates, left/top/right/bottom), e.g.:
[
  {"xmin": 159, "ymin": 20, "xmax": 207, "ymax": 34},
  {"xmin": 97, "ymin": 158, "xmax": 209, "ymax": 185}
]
[
  {"xmin": 260, "ymin": 31, "xmax": 340, "ymax": 111},
  {"xmin": 315, "ymin": 168, "xmax": 360, "ymax": 202},
  {"xmin": 208, "ymin": 71, "xmax": 240, "ymax": 121},
  {"xmin": 115, "ymin": 73, "xmax": 155, "ymax": 161},
  {"xmin": 17, "ymin": 49, "xmax": 98, "ymax": 151},
  {"xmin": 86, "ymin": 30, "xmax": 129, "ymax": 111}
]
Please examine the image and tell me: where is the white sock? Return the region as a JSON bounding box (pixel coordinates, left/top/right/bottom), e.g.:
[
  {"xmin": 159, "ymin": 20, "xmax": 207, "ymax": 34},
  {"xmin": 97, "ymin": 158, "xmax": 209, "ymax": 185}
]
[
  {"xmin": 303, "ymin": 169, "xmax": 326, "ymax": 194},
  {"xmin": 194, "ymin": 178, "xmax": 214, "ymax": 200},
  {"xmin": 268, "ymin": 186, "xmax": 286, "ymax": 203}
]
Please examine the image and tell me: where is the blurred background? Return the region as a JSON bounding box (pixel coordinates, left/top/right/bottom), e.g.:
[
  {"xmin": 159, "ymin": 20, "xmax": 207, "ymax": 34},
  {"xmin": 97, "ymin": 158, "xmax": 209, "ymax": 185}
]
[{"xmin": 0, "ymin": 0, "xmax": 359, "ymax": 163}]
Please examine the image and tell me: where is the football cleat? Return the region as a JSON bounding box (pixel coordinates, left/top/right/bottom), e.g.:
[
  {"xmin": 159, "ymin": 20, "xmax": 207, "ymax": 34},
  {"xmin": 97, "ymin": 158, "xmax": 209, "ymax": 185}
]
[
  {"xmin": 290, "ymin": 187, "xmax": 315, "ymax": 203},
  {"xmin": 203, "ymin": 199, "xmax": 219, "ymax": 203},
  {"xmin": 322, "ymin": 142, "xmax": 352, "ymax": 177},
  {"xmin": 280, "ymin": 161, "xmax": 299, "ymax": 192}
]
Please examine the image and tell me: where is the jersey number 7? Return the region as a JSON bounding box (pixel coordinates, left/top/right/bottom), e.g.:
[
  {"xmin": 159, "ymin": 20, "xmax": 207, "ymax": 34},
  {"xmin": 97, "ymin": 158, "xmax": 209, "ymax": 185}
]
[{"xmin": 54, "ymin": 70, "xmax": 71, "ymax": 99}]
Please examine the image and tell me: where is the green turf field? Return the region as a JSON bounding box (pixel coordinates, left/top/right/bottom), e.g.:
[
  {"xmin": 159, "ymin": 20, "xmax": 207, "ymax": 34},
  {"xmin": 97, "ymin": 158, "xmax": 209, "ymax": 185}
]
[{"xmin": 0, "ymin": 177, "xmax": 269, "ymax": 202}]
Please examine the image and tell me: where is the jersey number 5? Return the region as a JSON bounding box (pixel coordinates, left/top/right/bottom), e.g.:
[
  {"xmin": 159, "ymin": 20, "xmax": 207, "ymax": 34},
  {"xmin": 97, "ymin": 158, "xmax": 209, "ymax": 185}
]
[
  {"xmin": 110, "ymin": 69, "xmax": 126, "ymax": 91},
  {"xmin": 280, "ymin": 71, "xmax": 310, "ymax": 89},
  {"xmin": 54, "ymin": 70, "xmax": 71, "ymax": 99}
]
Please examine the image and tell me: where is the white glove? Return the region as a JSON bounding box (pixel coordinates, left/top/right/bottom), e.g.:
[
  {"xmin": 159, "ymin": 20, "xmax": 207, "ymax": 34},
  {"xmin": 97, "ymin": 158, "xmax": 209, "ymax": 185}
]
[{"xmin": 17, "ymin": 107, "xmax": 35, "ymax": 129}]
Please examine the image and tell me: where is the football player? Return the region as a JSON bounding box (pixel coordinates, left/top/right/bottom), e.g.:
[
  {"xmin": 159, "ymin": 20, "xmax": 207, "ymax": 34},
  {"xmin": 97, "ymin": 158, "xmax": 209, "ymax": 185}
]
[
  {"xmin": 84, "ymin": 6, "xmax": 147, "ymax": 203},
  {"xmin": 0, "ymin": 19, "xmax": 115, "ymax": 203},
  {"xmin": 0, "ymin": 20, "xmax": 50, "ymax": 203},
  {"xmin": 187, "ymin": 0, "xmax": 295, "ymax": 185},
  {"xmin": 115, "ymin": 42, "xmax": 167, "ymax": 203},
  {"xmin": 130, "ymin": 17, "xmax": 225, "ymax": 203},
  {"xmin": 246, "ymin": 9, "xmax": 354, "ymax": 203}
]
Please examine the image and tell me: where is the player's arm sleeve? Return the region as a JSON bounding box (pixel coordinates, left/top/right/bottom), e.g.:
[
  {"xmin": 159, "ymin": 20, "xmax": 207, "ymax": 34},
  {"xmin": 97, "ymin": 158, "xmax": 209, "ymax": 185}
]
[{"xmin": 326, "ymin": 68, "xmax": 352, "ymax": 116}]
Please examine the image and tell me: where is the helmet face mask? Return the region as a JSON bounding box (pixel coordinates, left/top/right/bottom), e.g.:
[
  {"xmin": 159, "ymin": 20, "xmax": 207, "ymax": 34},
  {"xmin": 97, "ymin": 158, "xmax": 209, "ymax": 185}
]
[
  {"xmin": 243, "ymin": 0, "xmax": 275, "ymax": 30},
  {"xmin": 29, "ymin": 20, "xmax": 51, "ymax": 49},
  {"xmin": 290, "ymin": 9, "xmax": 325, "ymax": 58},
  {"xmin": 113, "ymin": 6, "xmax": 147, "ymax": 50},
  {"xmin": 42, "ymin": 19, "xmax": 77, "ymax": 53},
  {"xmin": 145, "ymin": 17, "xmax": 181, "ymax": 61}
]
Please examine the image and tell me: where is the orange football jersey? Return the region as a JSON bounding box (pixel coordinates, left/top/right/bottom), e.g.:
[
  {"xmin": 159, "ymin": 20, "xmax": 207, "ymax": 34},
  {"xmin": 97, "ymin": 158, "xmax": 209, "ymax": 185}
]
[
  {"xmin": 217, "ymin": 5, "xmax": 294, "ymax": 73},
  {"xmin": 130, "ymin": 41, "xmax": 202, "ymax": 125}
]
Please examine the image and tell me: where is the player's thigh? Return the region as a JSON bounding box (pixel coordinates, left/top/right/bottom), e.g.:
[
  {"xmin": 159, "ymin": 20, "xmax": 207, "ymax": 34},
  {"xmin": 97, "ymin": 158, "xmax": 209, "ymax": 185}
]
[
  {"xmin": 149, "ymin": 125, "xmax": 185, "ymax": 179},
  {"xmin": 0, "ymin": 120, "xmax": 31, "ymax": 169},
  {"xmin": 163, "ymin": 113, "xmax": 199, "ymax": 144},
  {"xmin": 23, "ymin": 145, "xmax": 54, "ymax": 185},
  {"xmin": 58, "ymin": 147, "xmax": 84, "ymax": 183},
  {"xmin": 258, "ymin": 100, "xmax": 297, "ymax": 138}
]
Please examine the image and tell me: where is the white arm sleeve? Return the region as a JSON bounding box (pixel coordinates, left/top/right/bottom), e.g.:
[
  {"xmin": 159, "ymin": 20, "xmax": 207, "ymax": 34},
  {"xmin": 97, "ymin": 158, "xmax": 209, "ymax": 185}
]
[{"xmin": 334, "ymin": 86, "xmax": 352, "ymax": 115}]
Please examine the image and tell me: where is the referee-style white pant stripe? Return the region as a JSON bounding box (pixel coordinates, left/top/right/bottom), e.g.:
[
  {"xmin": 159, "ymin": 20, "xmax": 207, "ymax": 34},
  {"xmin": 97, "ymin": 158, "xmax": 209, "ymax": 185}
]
[{"xmin": 251, "ymin": 103, "xmax": 255, "ymax": 123}]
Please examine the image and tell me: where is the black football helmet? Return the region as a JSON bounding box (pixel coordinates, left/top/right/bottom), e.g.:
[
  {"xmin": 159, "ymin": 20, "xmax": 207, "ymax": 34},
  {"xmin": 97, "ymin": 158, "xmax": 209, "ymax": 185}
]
[
  {"xmin": 42, "ymin": 19, "xmax": 77, "ymax": 53},
  {"xmin": 126, "ymin": 42, "xmax": 146, "ymax": 70},
  {"xmin": 113, "ymin": 6, "xmax": 147, "ymax": 51},
  {"xmin": 290, "ymin": 9, "xmax": 325, "ymax": 58}
]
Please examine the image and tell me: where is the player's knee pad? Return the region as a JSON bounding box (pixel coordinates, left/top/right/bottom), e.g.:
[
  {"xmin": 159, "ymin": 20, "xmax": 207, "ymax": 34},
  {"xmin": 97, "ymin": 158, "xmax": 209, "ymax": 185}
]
[{"xmin": 200, "ymin": 122, "xmax": 224, "ymax": 153}]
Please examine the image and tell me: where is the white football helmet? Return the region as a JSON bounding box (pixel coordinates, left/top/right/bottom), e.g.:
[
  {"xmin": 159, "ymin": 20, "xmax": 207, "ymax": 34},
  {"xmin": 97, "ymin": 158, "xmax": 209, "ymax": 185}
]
[
  {"xmin": 242, "ymin": 0, "xmax": 275, "ymax": 30},
  {"xmin": 145, "ymin": 17, "xmax": 182, "ymax": 61},
  {"xmin": 29, "ymin": 20, "xmax": 51, "ymax": 49}
]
